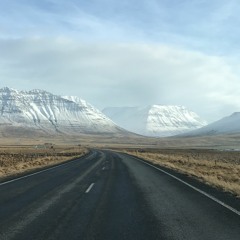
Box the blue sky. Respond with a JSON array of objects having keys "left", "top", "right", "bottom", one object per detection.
[{"left": 0, "top": 0, "right": 240, "bottom": 121}]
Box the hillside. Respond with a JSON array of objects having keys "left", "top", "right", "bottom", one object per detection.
[
  {"left": 103, "top": 105, "right": 207, "bottom": 137},
  {"left": 0, "top": 87, "right": 124, "bottom": 137},
  {"left": 183, "top": 112, "right": 240, "bottom": 136}
]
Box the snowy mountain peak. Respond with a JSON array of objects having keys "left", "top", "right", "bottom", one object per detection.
[
  {"left": 1, "top": 86, "right": 16, "bottom": 91},
  {"left": 0, "top": 87, "right": 123, "bottom": 136},
  {"left": 62, "top": 96, "right": 89, "bottom": 107},
  {"left": 103, "top": 105, "right": 207, "bottom": 137},
  {"left": 0, "top": 87, "right": 18, "bottom": 95},
  {"left": 27, "top": 89, "right": 54, "bottom": 95}
]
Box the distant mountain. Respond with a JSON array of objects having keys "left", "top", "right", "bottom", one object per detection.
[
  {"left": 103, "top": 105, "right": 207, "bottom": 137},
  {"left": 183, "top": 112, "right": 240, "bottom": 136},
  {"left": 0, "top": 87, "right": 124, "bottom": 136}
]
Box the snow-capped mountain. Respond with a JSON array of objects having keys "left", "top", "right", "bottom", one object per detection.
[
  {"left": 0, "top": 87, "right": 123, "bottom": 135},
  {"left": 103, "top": 105, "right": 207, "bottom": 137},
  {"left": 183, "top": 112, "right": 240, "bottom": 136}
]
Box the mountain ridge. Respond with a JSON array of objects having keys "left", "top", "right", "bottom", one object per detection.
[
  {"left": 103, "top": 105, "right": 207, "bottom": 137},
  {"left": 182, "top": 112, "right": 240, "bottom": 136},
  {"left": 0, "top": 87, "right": 124, "bottom": 136}
]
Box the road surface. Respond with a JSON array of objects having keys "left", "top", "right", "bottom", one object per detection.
[{"left": 0, "top": 150, "right": 239, "bottom": 240}]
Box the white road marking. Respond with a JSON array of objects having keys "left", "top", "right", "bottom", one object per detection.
[
  {"left": 0, "top": 158, "right": 103, "bottom": 240},
  {"left": 85, "top": 183, "right": 95, "bottom": 193},
  {"left": 133, "top": 156, "right": 240, "bottom": 217}
]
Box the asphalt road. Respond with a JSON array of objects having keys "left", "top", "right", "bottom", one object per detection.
[{"left": 0, "top": 150, "right": 239, "bottom": 240}]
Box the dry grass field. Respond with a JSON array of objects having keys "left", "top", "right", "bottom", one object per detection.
[
  {"left": 0, "top": 145, "right": 88, "bottom": 180},
  {"left": 123, "top": 148, "right": 240, "bottom": 197},
  {"left": 1, "top": 132, "right": 240, "bottom": 196}
]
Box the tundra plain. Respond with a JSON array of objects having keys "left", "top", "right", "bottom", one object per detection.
[{"left": 0, "top": 133, "right": 240, "bottom": 198}]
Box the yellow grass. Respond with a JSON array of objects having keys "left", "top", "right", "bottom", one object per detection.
[
  {"left": 123, "top": 149, "right": 240, "bottom": 197},
  {"left": 0, "top": 146, "right": 89, "bottom": 179}
]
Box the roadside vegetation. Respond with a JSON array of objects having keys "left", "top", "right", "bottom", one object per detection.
[
  {"left": 0, "top": 145, "right": 88, "bottom": 180},
  {"left": 123, "top": 149, "right": 240, "bottom": 197}
]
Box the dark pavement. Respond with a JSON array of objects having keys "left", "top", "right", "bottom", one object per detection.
[{"left": 0, "top": 150, "right": 239, "bottom": 240}]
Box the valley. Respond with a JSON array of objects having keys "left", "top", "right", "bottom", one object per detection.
[
  {"left": 0, "top": 87, "right": 239, "bottom": 240},
  {"left": 2, "top": 1, "right": 240, "bottom": 238}
]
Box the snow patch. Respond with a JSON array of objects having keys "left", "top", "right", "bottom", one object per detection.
[
  {"left": 103, "top": 105, "right": 207, "bottom": 137},
  {"left": 0, "top": 88, "right": 122, "bottom": 135}
]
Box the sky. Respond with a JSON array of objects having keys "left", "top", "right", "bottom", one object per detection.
[{"left": 0, "top": 0, "right": 240, "bottom": 122}]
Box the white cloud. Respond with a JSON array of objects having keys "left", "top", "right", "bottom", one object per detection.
[{"left": 0, "top": 38, "right": 240, "bottom": 122}]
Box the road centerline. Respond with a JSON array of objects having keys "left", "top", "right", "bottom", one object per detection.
[
  {"left": 0, "top": 155, "right": 104, "bottom": 240},
  {"left": 85, "top": 183, "right": 95, "bottom": 193}
]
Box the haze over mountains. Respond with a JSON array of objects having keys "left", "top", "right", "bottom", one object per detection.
[
  {"left": 0, "top": 87, "right": 239, "bottom": 138},
  {"left": 103, "top": 106, "right": 207, "bottom": 137},
  {"left": 183, "top": 112, "right": 240, "bottom": 136}
]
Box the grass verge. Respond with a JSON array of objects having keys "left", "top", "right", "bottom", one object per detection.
[
  {"left": 0, "top": 146, "right": 89, "bottom": 180},
  {"left": 123, "top": 149, "right": 240, "bottom": 197}
]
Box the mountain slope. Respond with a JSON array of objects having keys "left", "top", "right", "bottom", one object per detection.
[
  {"left": 183, "top": 112, "right": 240, "bottom": 136},
  {"left": 0, "top": 87, "right": 123, "bottom": 136},
  {"left": 103, "top": 105, "right": 207, "bottom": 137}
]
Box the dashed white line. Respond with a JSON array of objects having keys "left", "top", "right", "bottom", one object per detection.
[
  {"left": 85, "top": 183, "right": 95, "bottom": 193},
  {"left": 132, "top": 156, "right": 240, "bottom": 217},
  {"left": 0, "top": 158, "right": 102, "bottom": 240}
]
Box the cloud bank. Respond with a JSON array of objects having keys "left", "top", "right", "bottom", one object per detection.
[{"left": 0, "top": 38, "right": 240, "bottom": 122}]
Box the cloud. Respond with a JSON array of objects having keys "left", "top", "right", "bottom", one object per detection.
[
  {"left": 0, "top": 0, "right": 139, "bottom": 41},
  {"left": 0, "top": 38, "right": 240, "bottom": 122},
  {"left": 1, "top": 0, "right": 240, "bottom": 126},
  {"left": 1, "top": 0, "right": 239, "bottom": 53},
  {"left": 0, "top": 0, "right": 240, "bottom": 83}
]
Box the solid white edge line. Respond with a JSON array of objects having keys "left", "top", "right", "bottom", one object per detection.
[
  {"left": 85, "top": 183, "right": 95, "bottom": 193},
  {"left": 0, "top": 153, "right": 93, "bottom": 186},
  {"left": 132, "top": 156, "right": 240, "bottom": 217}
]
